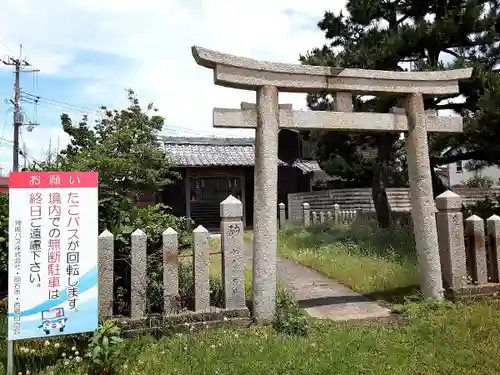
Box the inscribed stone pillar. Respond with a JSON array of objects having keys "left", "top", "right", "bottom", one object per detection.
[
  {"left": 131, "top": 229, "right": 147, "bottom": 319},
  {"left": 465, "top": 215, "right": 488, "bottom": 284},
  {"left": 193, "top": 225, "right": 210, "bottom": 311},
  {"left": 486, "top": 215, "right": 500, "bottom": 282},
  {"left": 252, "top": 85, "right": 279, "bottom": 323},
  {"left": 435, "top": 191, "right": 467, "bottom": 290},
  {"left": 279, "top": 202, "right": 286, "bottom": 229},
  {"left": 319, "top": 211, "right": 325, "bottom": 224},
  {"left": 163, "top": 227, "right": 179, "bottom": 315},
  {"left": 302, "top": 203, "right": 310, "bottom": 228},
  {"left": 327, "top": 211, "right": 333, "bottom": 222},
  {"left": 405, "top": 93, "right": 444, "bottom": 299},
  {"left": 220, "top": 195, "right": 246, "bottom": 309},
  {"left": 98, "top": 230, "right": 114, "bottom": 319}
]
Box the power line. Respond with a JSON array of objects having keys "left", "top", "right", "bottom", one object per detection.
[
  {"left": 22, "top": 93, "right": 210, "bottom": 136},
  {"left": 0, "top": 39, "right": 14, "bottom": 54},
  {"left": 20, "top": 89, "right": 217, "bottom": 139},
  {"left": 20, "top": 97, "right": 94, "bottom": 116},
  {"left": 0, "top": 109, "right": 12, "bottom": 150},
  {"left": 21, "top": 91, "right": 100, "bottom": 114}
]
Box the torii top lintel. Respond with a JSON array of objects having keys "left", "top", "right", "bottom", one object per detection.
[{"left": 192, "top": 46, "right": 472, "bottom": 96}]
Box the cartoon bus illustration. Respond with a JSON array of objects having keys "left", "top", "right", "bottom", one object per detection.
[{"left": 38, "top": 308, "right": 68, "bottom": 335}]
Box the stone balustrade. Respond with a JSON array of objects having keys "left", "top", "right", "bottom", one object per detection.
[
  {"left": 436, "top": 190, "right": 500, "bottom": 297},
  {"left": 277, "top": 201, "right": 359, "bottom": 229},
  {"left": 97, "top": 195, "right": 249, "bottom": 331}
]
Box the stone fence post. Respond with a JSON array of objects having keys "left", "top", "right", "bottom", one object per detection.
[
  {"left": 193, "top": 225, "right": 210, "bottom": 312},
  {"left": 312, "top": 211, "right": 317, "bottom": 225},
  {"left": 435, "top": 191, "right": 467, "bottom": 290},
  {"left": 163, "top": 227, "right": 179, "bottom": 315},
  {"left": 486, "top": 215, "right": 500, "bottom": 283},
  {"left": 465, "top": 215, "right": 487, "bottom": 284},
  {"left": 220, "top": 195, "right": 246, "bottom": 309},
  {"left": 333, "top": 204, "right": 340, "bottom": 224},
  {"left": 98, "top": 230, "right": 114, "bottom": 320},
  {"left": 279, "top": 202, "right": 286, "bottom": 229},
  {"left": 131, "top": 229, "right": 147, "bottom": 320},
  {"left": 302, "top": 203, "right": 310, "bottom": 228}
]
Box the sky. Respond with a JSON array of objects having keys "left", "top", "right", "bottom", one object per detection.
[{"left": 0, "top": 0, "right": 346, "bottom": 174}]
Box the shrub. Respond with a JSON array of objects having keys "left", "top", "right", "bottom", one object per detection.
[
  {"left": 108, "top": 201, "right": 193, "bottom": 316},
  {"left": 273, "top": 288, "right": 308, "bottom": 336},
  {"left": 463, "top": 195, "right": 500, "bottom": 219},
  {"left": 178, "top": 262, "right": 225, "bottom": 310},
  {"left": 463, "top": 173, "right": 495, "bottom": 188},
  {"left": 88, "top": 320, "right": 124, "bottom": 375}
]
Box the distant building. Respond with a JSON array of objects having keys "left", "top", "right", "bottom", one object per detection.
[
  {"left": 437, "top": 160, "right": 500, "bottom": 187},
  {"left": 157, "top": 130, "right": 330, "bottom": 230}
]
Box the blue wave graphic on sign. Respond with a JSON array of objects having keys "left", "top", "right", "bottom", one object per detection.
[{"left": 8, "top": 266, "right": 98, "bottom": 317}]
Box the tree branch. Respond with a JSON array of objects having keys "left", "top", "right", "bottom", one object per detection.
[
  {"left": 431, "top": 150, "right": 491, "bottom": 165},
  {"left": 443, "top": 49, "right": 461, "bottom": 58}
]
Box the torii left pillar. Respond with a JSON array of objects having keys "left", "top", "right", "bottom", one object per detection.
[{"left": 253, "top": 86, "right": 279, "bottom": 322}]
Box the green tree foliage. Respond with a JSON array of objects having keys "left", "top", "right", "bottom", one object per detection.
[
  {"left": 301, "top": 0, "right": 500, "bottom": 227},
  {"left": 34, "top": 90, "right": 181, "bottom": 233},
  {"left": 31, "top": 90, "right": 192, "bottom": 314}
]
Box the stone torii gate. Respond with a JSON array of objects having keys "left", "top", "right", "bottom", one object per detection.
[{"left": 191, "top": 45, "right": 472, "bottom": 322}]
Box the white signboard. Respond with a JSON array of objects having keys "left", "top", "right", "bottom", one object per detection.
[{"left": 8, "top": 172, "right": 99, "bottom": 340}]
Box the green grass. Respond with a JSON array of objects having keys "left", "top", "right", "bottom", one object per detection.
[
  {"left": 278, "top": 221, "right": 420, "bottom": 303},
  {"left": 243, "top": 230, "right": 253, "bottom": 243},
  {"left": 38, "top": 300, "right": 500, "bottom": 375},
  {"left": 11, "top": 223, "right": 500, "bottom": 374}
]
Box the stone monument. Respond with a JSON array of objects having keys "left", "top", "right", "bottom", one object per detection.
[{"left": 191, "top": 45, "right": 472, "bottom": 323}]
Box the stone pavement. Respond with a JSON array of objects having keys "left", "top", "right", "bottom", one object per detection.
[
  {"left": 242, "top": 241, "right": 391, "bottom": 321},
  {"left": 209, "top": 233, "right": 390, "bottom": 321},
  {"left": 276, "top": 257, "right": 391, "bottom": 321}
]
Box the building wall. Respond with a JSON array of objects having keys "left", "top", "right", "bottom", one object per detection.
[
  {"left": 448, "top": 161, "right": 500, "bottom": 187},
  {"left": 287, "top": 187, "right": 500, "bottom": 222}
]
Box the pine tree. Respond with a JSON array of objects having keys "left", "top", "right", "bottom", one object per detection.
[{"left": 302, "top": 0, "right": 500, "bottom": 227}]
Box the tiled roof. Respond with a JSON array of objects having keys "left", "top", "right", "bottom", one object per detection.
[
  {"left": 162, "top": 136, "right": 321, "bottom": 171},
  {"left": 163, "top": 137, "right": 256, "bottom": 166}
]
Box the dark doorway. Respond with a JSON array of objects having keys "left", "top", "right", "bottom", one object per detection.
[{"left": 190, "top": 176, "right": 243, "bottom": 230}]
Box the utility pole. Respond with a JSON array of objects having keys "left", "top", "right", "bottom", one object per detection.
[{"left": 2, "top": 45, "right": 34, "bottom": 172}]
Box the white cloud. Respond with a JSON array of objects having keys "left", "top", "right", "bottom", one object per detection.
[{"left": 0, "top": 0, "right": 345, "bottom": 171}]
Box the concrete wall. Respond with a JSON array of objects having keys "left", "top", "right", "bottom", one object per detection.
[{"left": 287, "top": 187, "right": 500, "bottom": 222}]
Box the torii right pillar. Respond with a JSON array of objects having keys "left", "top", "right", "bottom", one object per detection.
[{"left": 405, "top": 93, "right": 443, "bottom": 299}]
